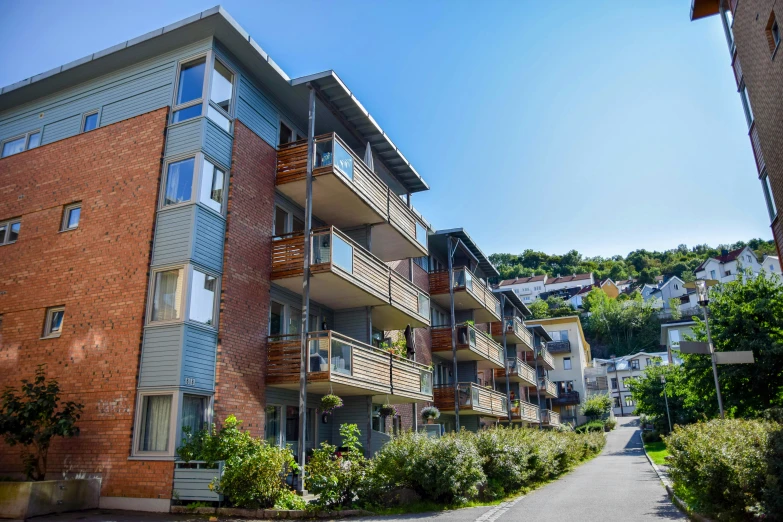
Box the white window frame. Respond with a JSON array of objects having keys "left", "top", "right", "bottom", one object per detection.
[
  {"left": 206, "top": 55, "right": 237, "bottom": 133},
  {"left": 0, "top": 218, "right": 21, "bottom": 245},
  {"left": 1, "top": 129, "right": 41, "bottom": 158},
  {"left": 171, "top": 52, "right": 210, "bottom": 126},
  {"left": 625, "top": 396, "right": 634, "bottom": 407},
  {"left": 42, "top": 306, "right": 65, "bottom": 339},
  {"left": 60, "top": 202, "right": 82, "bottom": 231},
  {"left": 563, "top": 357, "right": 572, "bottom": 370},
  {"left": 146, "top": 264, "right": 221, "bottom": 329},
  {"left": 80, "top": 110, "right": 100, "bottom": 133},
  {"left": 159, "top": 153, "right": 229, "bottom": 216}
]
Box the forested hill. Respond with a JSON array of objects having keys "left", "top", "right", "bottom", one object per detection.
[{"left": 489, "top": 238, "right": 777, "bottom": 285}]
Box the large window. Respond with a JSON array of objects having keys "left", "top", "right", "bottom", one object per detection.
[
  {"left": 207, "top": 59, "right": 234, "bottom": 132},
  {"left": 173, "top": 56, "right": 207, "bottom": 124},
  {"left": 550, "top": 330, "right": 569, "bottom": 342},
  {"left": 0, "top": 219, "right": 21, "bottom": 245},
  {"left": 762, "top": 170, "right": 777, "bottom": 222},
  {"left": 163, "top": 158, "right": 196, "bottom": 207},
  {"left": 138, "top": 394, "right": 173, "bottom": 453},
  {"left": 151, "top": 268, "right": 185, "bottom": 322},
  {"left": 181, "top": 395, "right": 208, "bottom": 435},
  {"left": 200, "top": 158, "right": 225, "bottom": 213},
  {"left": 172, "top": 53, "right": 235, "bottom": 130},
  {"left": 162, "top": 155, "right": 227, "bottom": 214},
  {"left": 270, "top": 301, "right": 284, "bottom": 335},
  {"left": 1, "top": 130, "right": 40, "bottom": 158},
  {"left": 189, "top": 269, "right": 218, "bottom": 326}
]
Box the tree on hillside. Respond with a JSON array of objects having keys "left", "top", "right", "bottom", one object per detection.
[
  {"left": 581, "top": 289, "right": 660, "bottom": 356},
  {"left": 628, "top": 362, "right": 705, "bottom": 433},
  {"left": 527, "top": 299, "right": 550, "bottom": 319}
]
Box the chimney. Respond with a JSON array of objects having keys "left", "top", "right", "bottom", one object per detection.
[{"left": 721, "top": 249, "right": 729, "bottom": 257}]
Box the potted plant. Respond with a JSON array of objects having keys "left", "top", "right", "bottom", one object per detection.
[
  {"left": 320, "top": 394, "right": 343, "bottom": 415},
  {"left": 379, "top": 404, "right": 397, "bottom": 418},
  {"left": 511, "top": 399, "right": 520, "bottom": 414},
  {"left": 0, "top": 365, "right": 97, "bottom": 519},
  {"left": 420, "top": 406, "right": 440, "bottom": 424}
]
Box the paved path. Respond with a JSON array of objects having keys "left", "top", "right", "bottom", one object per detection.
[{"left": 361, "top": 416, "right": 685, "bottom": 522}]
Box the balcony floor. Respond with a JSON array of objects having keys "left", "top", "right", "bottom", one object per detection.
[{"left": 268, "top": 378, "right": 425, "bottom": 404}]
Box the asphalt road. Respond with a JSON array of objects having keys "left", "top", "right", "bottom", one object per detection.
[{"left": 361, "top": 416, "right": 686, "bottom": 522}]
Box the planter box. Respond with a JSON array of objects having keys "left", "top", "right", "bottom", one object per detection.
[
  {"left": 0, "top": 478, "right": 100, "bottom": 519},
  {"left": 173, "top": 461, "right": 224, "bottom": 502}
]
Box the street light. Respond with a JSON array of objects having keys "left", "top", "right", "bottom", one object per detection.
[
  {"left": 660, "top": 375, "right": 672, "bottom": 433},
  {"left": 687, "top": 279, "right": 724, "bottom": 419}
]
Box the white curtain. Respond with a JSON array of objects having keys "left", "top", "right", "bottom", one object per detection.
[
  {"left": 140, "top": 395, "right": 172, "bottom": 452},
  {"left": 152, "top": 269, "right": 183, "bottom": 321}
]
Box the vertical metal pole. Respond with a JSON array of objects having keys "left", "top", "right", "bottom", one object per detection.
[
  {"left": 535, "top": 345, "right": 542, "bottom": 429},
  {"left": 366, "top": 396, "right": 372, "bottom": 459},
  {"left": 447, "top": 236, "right": 460, "bottom": 431},
  {"left": 662, "top": 379, "right": 672, "bottom": 433},
  {"left": 704, "top": 305, "right": 725, "bottom": 418},
  {"left": 501, "top": 296, "right": 512, "bottom": 423},
  {"left": 296, "top": 85, "right": 316, "bottom": 493}
]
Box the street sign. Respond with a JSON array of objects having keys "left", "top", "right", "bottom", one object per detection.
[
  {"left": 679, "top": 341, "right": 711, "bottom": 355},
  {"left": 715, "top": 351, "right": 755, "bottom": 364}
]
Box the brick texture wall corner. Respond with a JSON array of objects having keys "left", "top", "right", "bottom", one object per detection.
[
  {"left": 213, "top": 120, "right": 276, "bottom": 436},
  {"left": 0, "top": 107, "right": 172, "bottom": 499}
]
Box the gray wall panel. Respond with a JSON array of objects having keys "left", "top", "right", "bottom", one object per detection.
[
  {"left": 269, "top": 284, "right": 333, "bottom": 329},
  {"left": 42, "top": 115, "right": 81, "bottom": 144},
  {"left": 165, "top": 118, "right": 203, "bottom": 158},
  {"left": 236, "top": 79, "right": 278, "bottom": 147},
  {"left": 139, "top": 325, "right": 184, "bottom": 388},
  {"left": 203, "top": 119, "right": 233, "bottom": 169},
  {"left": 151, "top": 206, "right": 194, "bottom": 267},
  {"left": 181, "top": 324, "right": 218, "bottom": 391},
  {"left": 457, "top": 361, "right": 477, "bottom": 383},
  {"left": 342, "top": 227, "right": 369, "bottom": 250},
  {"left": 192, "top": 206, "right": 226, "bottom": 273},
  {"left": 101, "top": 84, "right": 171, "bottom": 126},
  {"left": 334, "top": 308, "right": 370, "bottom": 343}
]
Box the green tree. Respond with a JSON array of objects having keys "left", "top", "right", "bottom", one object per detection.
[
  {"left": 528, "top": 299, "right": 550, "bottom": 319},
  {"left": 581, "top": 290, "right": 660, "bottom": 356},
  {"left": 628, "top": 363, "right": 704, "bottom": 433},
  {"left": 0, "top": 365, "right": 83, "bottom": 480},
  {"left": 580, "top": 393, "right": 612, "bottom": 421}
]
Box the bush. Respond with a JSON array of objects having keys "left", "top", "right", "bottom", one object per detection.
[
  {"left": 474, "top": 427, "right": 535, "bottom": 498},
  {"left": 641, "top": 430, "right": 661, "bottom": 443},
  {"left": 580, "top": 394, "right": 612, "bottom": 421},
  {"left": 415, "top": 432, "right": 486, "bottom": 504},
  {"left": 306, "top": 424, "right": 368, "bottom": 509},
  {"left": 177, "top": 415, "right": 296, "bottom": 509},
  {"left": 604, "top": 418, "right": 617, "bottom": 430},
  {"left": 665, "top": 419, "right": 783, "bottom": 519},
  {"left": 575, "top": 420, "right": 605, "bottom": 433}
]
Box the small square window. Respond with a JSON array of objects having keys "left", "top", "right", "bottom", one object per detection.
[
  {"left": 61, "top": 203, "right": 81, "bottom": 231},
  {"left": 0, "top": 219, "right": 21, "bottom": 245},
  {"left": 82, "top": 112, "right": 99, "bottom": 132},
  {"left": 43, "top": 306, "right": 65, "bottom": 338}
]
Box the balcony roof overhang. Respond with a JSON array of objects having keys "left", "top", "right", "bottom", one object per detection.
[
  {"left": 430, "top": 228, "right": 499, "bottom": 278},
  {"left": 526, "top": 324, "right": 553, "bottom": 343},
  {"left": 0, "top": 6, "right": 428, "bottom": 195},
  {"left": 690, "top": 0, "right": 720, "bottom": 21},
  {"left": 493, "top": 288, "right": 531, "bottom": 317}
]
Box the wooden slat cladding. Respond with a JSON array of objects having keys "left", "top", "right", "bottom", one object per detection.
[
  {"left": 490, "top": 317, "right": 533, "bottom": 349},
  {"left": 495, "top": 358, "right": 536, "bottom": 385},
  {"left": 390, "top": 270, "right": 427, "bottom": 321},
  {"left": 388, "top": 192, "right": 418, "bottom": 242},
  {"left": 431, "top": 325, "right": 503, "bottom": 366},
  {"left": 429, "top": 268, "right": 501, "bottom": 320},
  {"left": 531, "top": 378, "right": 558, "bottom": 398},
  {"left": 511, "top": 400, "right": 540, "bottom": 423},
  {"left": 542, "top": 410, "right": 560, "bottom": 426},
  {"left": 523, "top": 346, "right": 555, "bottom": 370},
  {"left": 347, "top": 234, "right": 390, "bottom": 298},
  {"left": 428, "top": 270, "right": 451, "bottom": 295},
  {"left": 750, "top": 123, "right": 765, "bottom": 173},
  {"left": 433, "top": 383, "right": 508, "bottom": 416}
]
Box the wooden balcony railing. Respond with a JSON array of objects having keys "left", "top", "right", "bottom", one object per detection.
[
  {"left": 510, "top": 399, "right": 540, "bottom": 423},
  {"left": 542, "top": 410, "right": 560, "bottom": 426},
  {"left": 490, "top": 316, "right": 533, "bottom": 350},
  {"left": 433, "top": 383, "right": 508, "bottom": 417},
  {"left": 267, "top": 331, "right": 433, "bottom": 402},
  {"left": 271, "top": 227, "right": 430, "bottom": 327},
  {"left": 536, "top": 378, "right": 558, "bottom": 398},
  {"left": 431, "top": 324, "right": 504, "bottom": 367},
  {"left": 428, "top": 267, "right": 502, "bottom": 321},
  {"left": 276, "top": 133, "right": 427, "bottom": 257},
  {"left": 522, "top": 344, "right": 555, "bottom": 370},
  {"left": 495, "top": 357, "right": 536, "bottom": 386}
]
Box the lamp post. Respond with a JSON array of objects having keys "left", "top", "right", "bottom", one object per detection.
[
  {"left": 694, "top": 279, "right": 725, "bottom": 419},
  {"left": 610, "top": 355, "right": 624, "bottom": 417},
  {"left": 660, "top": 374, "right": 672, "bottom": 433}
]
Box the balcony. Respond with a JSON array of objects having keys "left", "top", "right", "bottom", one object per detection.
[
  {"left": 431, "top": 324, "right": 504, "bottom": 368},
  {"left": 547, "top": 340, "right": 571, "bottom": 354},
  {"left": 541, "top": 410, "right": 560, "bottom": 427},
  {"left": 267, "top": 331, "right": 433, "bottom": 403},
  {"left": 433, "top": 383, "right": 508, "bottom": 417},
  {"left": 429, "top": 267, "right": 502, "bottom": 323},
  {"left": 271, "top": 226, "right": 430, "bottom": 329},
  {"left": 276, "top": 133, "right": 428, "bottom": 261},
  {"left": 522, "top": 345, "right": 555, "bottom": 370},
  {"left": 510, "top": 399, "right": 540, "bottom": 423},
  {"left": 528, "top": 378, "right": 558, "bottom": 399},
  {"left": 494, "top": 358, "right": 536, "bottom": 387},
  {"left": 552, "top": 390, "right": 580, "bottom": 406},
  {"left": 490, "top": 316, "right": 534, "bottom": 351}
]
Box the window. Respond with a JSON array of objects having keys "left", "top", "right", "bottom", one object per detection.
[
  {"left": 189, "top": 269, "right": 217, "bottom": 326},
  {"left": 762, "top": 170, "right": 778, "bottom": 221},
  {"left": 646, "top": 358, "right": 652, "bottom": 367},
  {"left": 739, "top": 82, "right": 754, "bottom": 127},
  {"left": 674, "top": 284, "right": 679, "bottom": 290},
  {"left": 265, "top": 405, "right": 282, "bottom": 445},
  {"left": 563, "top": 357, "right": 572, "bottom": 370},
  {"left": 622, "top": 376, "right": 630, "bottom": 389},
  {"left": 1, "top": 130, "right": 40, "bottom": 158},
  {"left": 207, "top": 58, "right": 234, "bottom": 132},
  {"left": 766, "top": 12, "right": 780, "bottom": 54},
  {"left": 199, "top": 158, "right": 225, "bottom": 213},
  {"left": 181, "top": 395, "right": 208, "bottom": 435},
  {"left": 81, "top": 111, "right": 99, "bottom": 132},
  {"left": 720, "top": 5, "right": 734, "bottom": 50},
  {"left": 630, "top": 360, "right": 640, "bottom": 370},
  {"left": 163, "top": 157, "right": 196, "bottom": 206},
  {"left": 42, "top": 306, "right": 65, "bottom": 338},
  {"left": 413, "top": 256, "right": 429, "bottom": 271},
  {"left": 773, "top": 16, "right": 781, "bottom": 50},
  {"left": 173, "top": 56, "right": 207, "bottom": 124},
  {"left": 0, "top": 219, "right": 21, "bottom": 245},
  {"left": 625, "top": 396, "right": 634, "bottom": 407},
  {"left": 61, "top": 203, "right": 81, "bottom": 231},
  {"left": 710, "top": 270, "right": 717, "bottom": 280},
  {"left": 138, "top": 394, "right": 173, "bottom": 453},
  {"left": 415, "top": 222, "right": 427, "bottom": 247},
  {"left": 611, "top": 377, "right": 618, "bottom": 390},
  {"left": 269, "top": 301, "right": 284, "bottom": 335},
  {"left": 613, "top": 397, "right": 620, "bottom": 407},
  {"left": 151, "top": 268, "right": 184, "bottom": 322},
  {"left": 274, "top": 206, "right": 290, "bottom": 236},
  {"left": 669, "top": 329, "right": 681, "bottom": 349}
]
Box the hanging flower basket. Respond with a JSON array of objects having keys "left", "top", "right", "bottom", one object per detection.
[
  {"left": 379, "top": 404, "right": 397, "bottom": 418},
  {"left": 420, "top": 406, "right": 440, "bottom": 422},
  {"left": 320, "top": 394, "right": 343, "bottom": 414}
]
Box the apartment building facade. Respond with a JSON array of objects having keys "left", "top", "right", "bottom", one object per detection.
[
  {"left": 691, "top": 0, "right": 783, "bottom": 259},
  {"left": 0, "top": 7, "right": 434, "bottom": 511}
]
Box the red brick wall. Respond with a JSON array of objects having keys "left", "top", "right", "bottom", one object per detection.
[
  {"left": 732, "top": 0, "right": 783, "bottom": 257},
  {"left": 213, "top": 121, "right": 276, "bottom": 435},
  {"left": 0, "top": 108, "right": 171, "bottom": 498}
]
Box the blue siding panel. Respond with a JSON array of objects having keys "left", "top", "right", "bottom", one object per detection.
[
  {"left": 165, "top": 118, "right": 203, "bottom": 158},
  {"left": 101, "top": 84, "right": 170, "bottom": 126},
  {"left": 236, "top": 77, "right": 277, "bottom": 146},
  {"left": 181, "top": 324, "right": 218, "bottom": 391},
  {"left": 192, "top": 206, "right": 226, "bottom": 273},
  {"left": 42, "top": 115, "right": 81, "bottom": 144},
  {"left": 152, "top": 206, "right": 194, "bottom": 267},
  {"left": 203, "top": 118, "right": 233, "bottom": 169},
  {"left": 139, "top": 325, "right": 184, "bottom": 388},
  {"left": 334, "top": 308, "right": 369, "bottom": 343}
]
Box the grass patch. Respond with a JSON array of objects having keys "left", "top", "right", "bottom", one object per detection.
[{"left": 644, "top": 441, "right": 669, "bottom": 466}]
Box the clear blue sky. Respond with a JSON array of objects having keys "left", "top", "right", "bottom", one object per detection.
[{"left": 0, "top": 1, "right": 769, "bottom": 258}]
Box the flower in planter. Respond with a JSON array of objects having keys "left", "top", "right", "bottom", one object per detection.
[
  {"left": 320, "top": 394, "right": 343, "bottom": 415},
  {"left": 421, "top": 406, "right": 440, "bottom": 420},
  {"left": 379, "top": 404, "right": 397, "bottom": 417}
]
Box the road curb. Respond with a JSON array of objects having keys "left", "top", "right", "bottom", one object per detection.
[{"left": 639, "top": 432, "right": 713, "bottom": 522}]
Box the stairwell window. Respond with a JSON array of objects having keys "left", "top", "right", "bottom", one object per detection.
[
  {"left": 0, "top": 219, "right": 21, "bottom": 245},
  {"left": 762, "top": 170, "right": 777, "bottom": 221},
  {"left": 172, "top": 56, "right": 207, "bottom": 124},
  {"left": 81, "top": 111, "right": 99, "bottom": 132},
  {"left": 61, "top": 203, "right": 81, "bottom": 231},
  {"left": 42, "top": 306, "right": 65, "bottom": 338},
  {"left": 563, "top": 357, "right": 572, "bottom": 370}
]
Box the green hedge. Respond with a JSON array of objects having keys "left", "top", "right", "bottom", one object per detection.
[{"left": 665, "top": 419, "right": 783, "bottom": 519}]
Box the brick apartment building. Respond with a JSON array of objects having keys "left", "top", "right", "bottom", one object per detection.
[
  {"left": 0, "top": 7, "right": 560, "bottom": 511},
  {"left": 691, "top": 0, "right": 783, "bottom": 258}
]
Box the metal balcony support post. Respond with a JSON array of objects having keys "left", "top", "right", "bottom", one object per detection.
[
  {"left": 535, "top": 344, "right": 543, "bottom": 429},
  {"left": 296, "top": 85, "right": 316, "bottom": 493},
  {"left": 500, "top": 297, "right": 512, "bottom": 423},
  {"left": 447, "top": 236, "right": 460, "bottom": 431}
]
